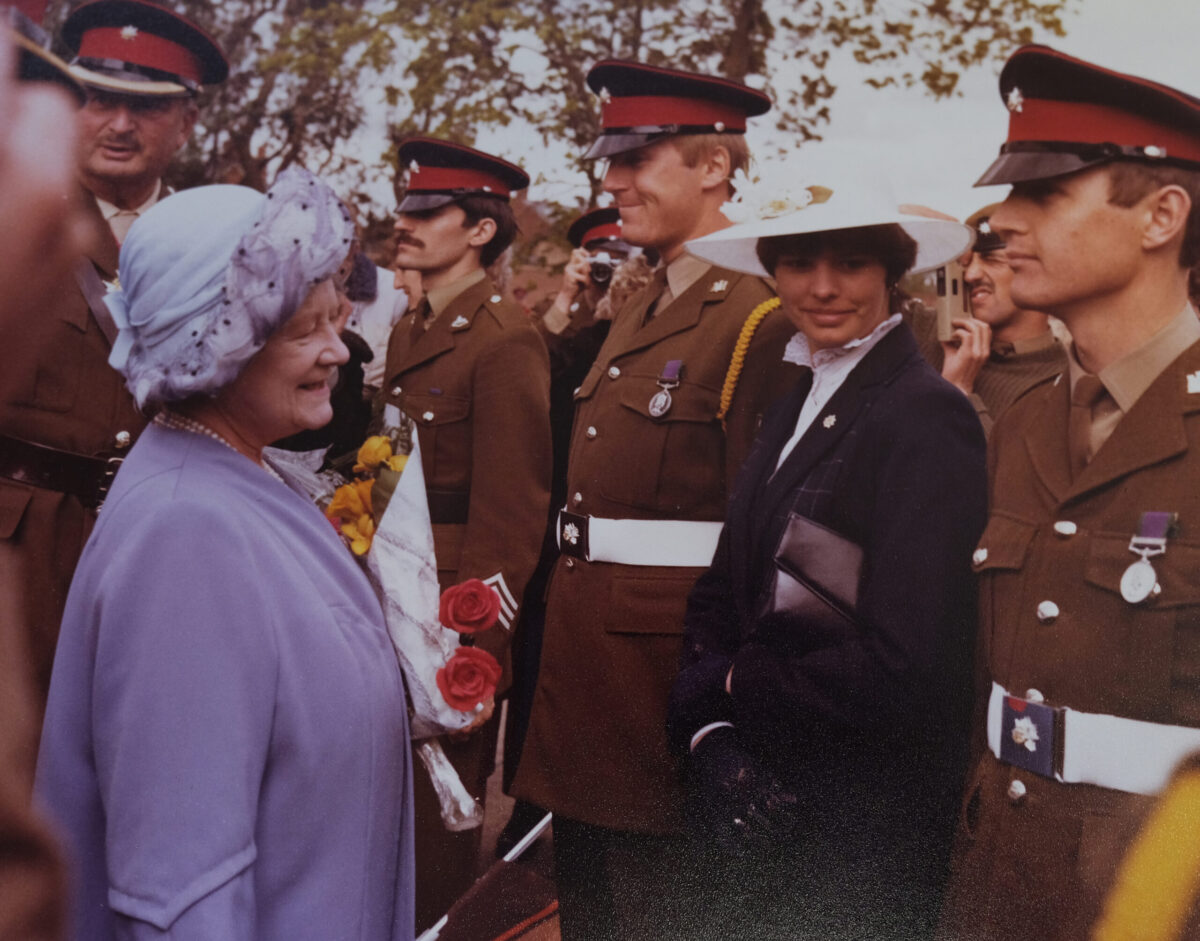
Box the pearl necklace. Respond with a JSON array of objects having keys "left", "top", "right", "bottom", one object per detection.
[{"left": 154, "top": 410, "right": 285, "bottom": 484}]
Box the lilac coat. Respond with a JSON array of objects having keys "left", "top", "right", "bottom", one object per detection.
[{"left": 36, "top": 424, "right": 414, "bottom": 940}]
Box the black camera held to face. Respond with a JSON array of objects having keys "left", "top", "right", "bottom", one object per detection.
[{"left": 589, "top": 251, "right": 617, "bottom": 286}]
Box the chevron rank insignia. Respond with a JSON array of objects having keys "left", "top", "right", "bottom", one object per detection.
[{"left": 483, "top": 572, "right": 517, "bottom": 630}]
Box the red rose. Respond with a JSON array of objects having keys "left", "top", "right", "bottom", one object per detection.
[
  {"left": 436, "top": 646, "right": 502, "bottom": 712},
  {"left": 439, "top": 579, "right": 501, "bottom": 634}
]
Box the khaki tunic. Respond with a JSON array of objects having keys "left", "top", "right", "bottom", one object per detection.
[
  {"left": 381, "top": 274, "right": 551, "bottom": 931},
  {"left": 513, "top": 265, "right": 803, "bottom": 833},
  {"left": 0, "top": 195, "right": 145, "bottom": 713},
  {"left": 940, "top": 338, "right": 1200, "bottom": 940}
]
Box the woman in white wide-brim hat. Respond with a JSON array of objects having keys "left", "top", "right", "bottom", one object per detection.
[{"left": 666, "top": 168, "right": 988, "bottom": 939}]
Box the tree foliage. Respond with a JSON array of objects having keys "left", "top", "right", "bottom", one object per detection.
[{"left": 46, "top": 0, "right": 1074, "bottom": 209}]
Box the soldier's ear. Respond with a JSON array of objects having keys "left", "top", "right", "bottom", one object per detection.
[
  {"left": 698, "top": 144, "right": 732, "bottom": 193},
  {"left": 1141, "top": 184, "right": 1191, "bottom": 256},
  {"left": 466, "top": 216, "right": 497, "bottom": 249}
]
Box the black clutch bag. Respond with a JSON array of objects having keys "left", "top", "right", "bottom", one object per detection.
[{"left": 760, "top": 512, "right": 863, "bottom": 632}]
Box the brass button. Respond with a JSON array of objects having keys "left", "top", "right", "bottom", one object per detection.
[
  {"left": 391, "top": 386, "right": 402, "bottom": 397},
  {"left": 564, "top": 558, "right": 575, "bottom": 569},
  {"left": 1053, "top": 520, "right": 1077, "bottom": 537},
  {"left": 585, "top": 426, "right": 597, "bottom": 439},
  {"left": 972, "top": 548, "right": 988, "bottom": 566},
  {"left": 572, "top": 492, "right": 583, "bottom": 506},
  {"left": 607, "top": 366, "right": 621, "bottom": 379},
  {"left": 1025, "top": 688, "right": 1045, "bottom": 703},
  {"left": 1036, "top": 601, "right": 1059, "bottom": 624},
  {"left": 114, "top": 430, "right": 132, "bottom": 449},
  {"left": 1007, "top": 779, "right": 1027, "bottom": 803},
  {"left": 422, "top": 411, "right": 434, "bottom": 422},
  {"left": 490, "top": 294, "right": 502, "bottom": 303}
]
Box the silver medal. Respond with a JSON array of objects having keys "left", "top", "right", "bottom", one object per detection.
[
  {"left": 1120, "top": 557, "right": 1161, "bottom": 604},
  {"left": 648, "top": 388, "right": 673, "bottom": 418}
]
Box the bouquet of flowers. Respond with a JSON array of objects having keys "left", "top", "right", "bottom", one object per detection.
[{"left": 268, "top": 411, "right": 499, "bottom": 831}]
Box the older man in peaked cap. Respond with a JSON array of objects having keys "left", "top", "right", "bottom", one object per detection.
[
  {"left": 939, "top": 46, "right": 1200, "bottom": 940},
  {"left": 0, "top": 0, "right": 227, "bottom": 720}
]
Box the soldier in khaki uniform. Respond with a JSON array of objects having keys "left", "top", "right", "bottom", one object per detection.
[
  {"left": 511, "top": 61, "right": 802, "bottom": 939},
  {"left": 0, "top": 0, "right": 227, "bottom": 716},
  {"left": 381, "top": 137, "right": 551, "bottom": 932},
  {"left": 938, "top": 46, "right": 1200, "bottom": 940}
]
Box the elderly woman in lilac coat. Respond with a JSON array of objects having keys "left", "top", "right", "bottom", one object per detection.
[{"left": 35, "top": 169, "right": 415, "bottom": 940}]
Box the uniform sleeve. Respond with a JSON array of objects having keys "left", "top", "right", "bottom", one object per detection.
[
  {"left": 92, "top": 499, "right": 277, "bottom": 939},
  {"left": 727, "top": 386, "right": 987, "bottom": 752},
  {"left": 459, "top": 326, "right": 552, "bottom": 676},
  {"left": 666, "top": 524, "right": 739, "bottom": 755}
]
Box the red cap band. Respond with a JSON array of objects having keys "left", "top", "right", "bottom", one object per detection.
[
  {"left": 78, "top": 26, "right": 202, "bottom": 84},
  {"left": 601, "top": 95, "right": 745, "bottom": 131},
  {"left": 581, "top": 222, "right": 622, "bottom": 245},
  {"left": 408, "top": 164, "right": 511, "bottom": 197},
  {"left": 1009, "top": 97, "right": 1200, "bottom": 164}
]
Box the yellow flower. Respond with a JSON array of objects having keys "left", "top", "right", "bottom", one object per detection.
[
  {"left": 341, "top": 513, "right": 376, "bottom": 556},
  {"left": 325, "top": 478, "right": 375, "bottom": 523},
  {"left": 385, "top": 454, "right": 407, "bottom": 472},
  {"left": 353, "top": 435, "right": 394, "bottom": 474}
]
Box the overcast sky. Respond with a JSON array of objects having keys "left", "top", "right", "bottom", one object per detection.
[{"left": 357, "top": 0, "right": 1200, "bottom": 220}]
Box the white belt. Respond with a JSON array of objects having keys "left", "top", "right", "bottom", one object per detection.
[
  {"left": 556, "top": 509, "right": 722, "bottom": 568},
  {"left": 988, "top": 682, "right": 1200, "bottom": 796}
]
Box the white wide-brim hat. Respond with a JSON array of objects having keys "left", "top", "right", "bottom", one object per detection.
[{"left": 687, "top": 172, "right": 972, "bottom": 278}]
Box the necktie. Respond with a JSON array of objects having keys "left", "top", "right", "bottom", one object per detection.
[
  {"left": 1068, "top": 373, "right": 1107, "bottom": 477},
  {"left": 642, "top": 266, "right": 670, "bottom": 324}
]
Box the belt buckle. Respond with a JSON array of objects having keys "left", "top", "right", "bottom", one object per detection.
[
  {"left": 999, "top": 693, "right": 1064, "bottom": 780},
  {"left": 93, "top": 455, "right": 124, "bottom": 511},
  {"left": 558, "top": 509, "right": 590, "bottom": 561}
]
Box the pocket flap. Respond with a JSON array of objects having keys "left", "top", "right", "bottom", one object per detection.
[
  {"left": 972, "top": 513, "right": 1037, "bottom": 573},
  {"left": 403, "top": 392, "right": 470, "bottom": 426},
  {"left": 0, "top": 480, "right": 33, "bottom": 540},
  {"left": 605, "top": 570, "right": 703, "bottom": 634}
]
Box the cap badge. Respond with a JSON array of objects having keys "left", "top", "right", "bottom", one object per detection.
[
  {"left": 450, "top": 315, "right": 469, "bottom": 328},
  {"left": 1187, "top": 370, "right": 1200, "bottom": 394},
  {"left": 120, "top": 25, "right": 139, "bottom": 40},
  {"left": 597, "top": 87, "right": 612, "bottom": 105},
  {"left": 1006, "top": 87, "right": 1025, "bottom": 113},
  {"left": 823, "top": 414, "right": 837, "bottom": 429},
  {"left": 562, "top": 522, "right": 580, "bottom": 546},
  {"left": 710, "top": 279, "right": 728, "bottom": 293}
]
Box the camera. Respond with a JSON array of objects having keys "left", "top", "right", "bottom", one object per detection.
[{"left": 589, "top": 251, "right": 616, "bottom": 286}]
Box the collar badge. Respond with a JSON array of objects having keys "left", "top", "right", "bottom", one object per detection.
[
  {"left": 710, "top": 279, "right": 728, "bottom": 293},
  {"left": 450, "top": 315, "right": 469, "bottom": 328}
]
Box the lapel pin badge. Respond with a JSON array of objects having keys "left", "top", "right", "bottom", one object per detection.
[{"left": 823, "top": 414, "right": 837, "bottom": 429}]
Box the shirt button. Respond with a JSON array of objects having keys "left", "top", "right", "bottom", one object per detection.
[
  {"left": 1007, "top": 779, "right": 1027, "bottom": 803},
  {"left": 1025, "top": 689, "right": 1045, "bottom": 703},
  {"left": 572, "top": 492, "right": 583, "bottom": 506},
  {"left": 585, "top": 426, "right": 597, "bottom": 439},
  {"left": 391, "top": 386, "right": 402, "bottom": 397},
  {"left": 422, "top": 411, "right": 434, "bottom": 422},
  {"left": 1053, "top": 520, "right": 1078, "bottom": 537},
  {"left": 972, "top": 548, "right": 988, "bottom": 567},
  {"left": 114, "top": 430, "right": 132, "bottom": 449},
  {"left": 1036, "top": 601, "right": 1059, "bottom": 623},
  {"left": 607, "top": 366, "right": 621, "bottom": 379},
  {"left": 569, "top": 302, "right": 580, "bottom": 312},
  {"left": 564, "top": 558, "right": 575, "bottom": 570}
]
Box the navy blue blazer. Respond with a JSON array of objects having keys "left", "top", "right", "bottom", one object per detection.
[{"left": 667, "top": 322, "right": 987, "bottom": 899}]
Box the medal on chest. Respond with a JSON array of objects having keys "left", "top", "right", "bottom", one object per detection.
[
  {"left": 1119, "top": 511, "right": 1177, "bottom": 604},
  {"left": 649, "top": 359, "right": 684, "bottom": 419}
]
